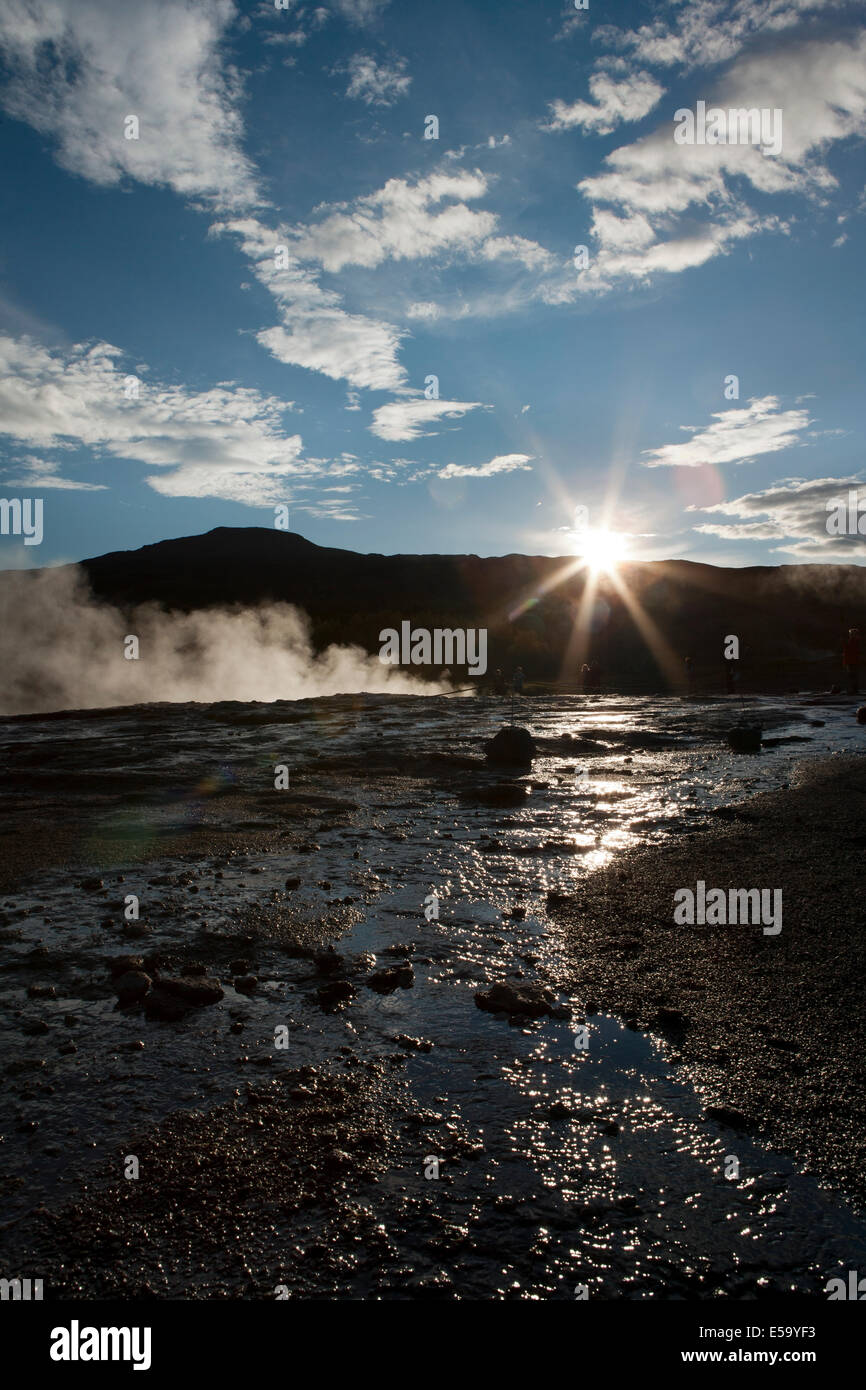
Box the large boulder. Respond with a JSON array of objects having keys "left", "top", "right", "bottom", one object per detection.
[{"left": 485, "top": 726, "right": 536, "bottom": 766}]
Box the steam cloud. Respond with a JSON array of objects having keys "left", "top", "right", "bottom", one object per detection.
[{"left": 0, "top": 566, "right": 446, "bottom": 716}]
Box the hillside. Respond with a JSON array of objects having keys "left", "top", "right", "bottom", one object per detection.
[{"left": 14, "top": 528, "right": 866, "bottom": 690}]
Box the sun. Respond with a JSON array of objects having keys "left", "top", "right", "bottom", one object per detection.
[{"left": 573, "top": 526, "right": 629, "bottom": 574}]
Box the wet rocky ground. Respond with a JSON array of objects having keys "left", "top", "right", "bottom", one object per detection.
[{"left": 1, "top": 691, "right": 864, "bottom": 1298}]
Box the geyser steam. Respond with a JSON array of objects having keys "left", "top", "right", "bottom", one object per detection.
[{"left": 0, "top": 566, "right": 446, "bottom": 716}]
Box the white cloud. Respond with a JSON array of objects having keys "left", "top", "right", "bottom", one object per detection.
[
  {"left": 331, "top": 0, "right": 391, "bottom": 25},
  {"left": 344, "top": 52, "right": 411, "bottom": 105},
  {"left": 3, "top": 456, "right": 108, "bottom": 490},
  {"left": 288, "top": 170, "right": 497, "bottom": 273},
  {"left": 692, "top": 474, "right": 866, "bottom": 558},
  {"left": 546, "top": 70, "right": 665, "bottom": 134},
  {"left": 481, "top": 235, "right": 556, "bottom": 271},
  {"left": 641, "top": 397, "right": 812, "bottom": 469},
  {"left": 0, "top": 0, "right": 261, "bottom": 212},
  {"left": 214, "top": 216, "right": 407, "bottom": 391},
  {"left": 369, "top": 398, "right": 488, "bottom": 442},
  {"left": 593, "top": 0, "right": 849, "bottom": 74},
  {"left": 576, "top": 30, "right": 866, "bottom": 290},
  {"left": 0, "top": 334, "right": 311, "bottom": 505},
  {"left": 438, "top": 453, "right": 534, "bottom": 480}
]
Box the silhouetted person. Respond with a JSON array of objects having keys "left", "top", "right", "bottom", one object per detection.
[
  {"left": 512, "top": 665, "right": 525, "bottom": 695},
  {"left": 843, "top": 628, "right": 861, "bottom": 695},
  {"left": 684, "top": 654, "right": 695, "bottom": 696}
]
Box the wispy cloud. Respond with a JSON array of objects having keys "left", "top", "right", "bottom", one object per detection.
[
  {"left": 692, "top": 473, "right": 866, "bottom": 558},
  {"left": 3, "top": 456, "right": 108, "bottom": 491},
  {"left": 545, "top": 69, "right": 664, "bottom": 135},
  {"left": 214, "top": 216, "right": 407, "bottom": 391},
  {"left": 0, "top": 0, "right": 262, "bottom": 213},
  {"left": 0, "top": 334, "right": 310, "bottom": 505},
  {"left": 369, "top": 398, "right": 488, "bottom": 442},
  {"left": 573, "top": 30, "right": 866, "bottom": 290},
  {"left": 344, "top": 52, "right": 411, "bottom": 105},
  {"left": 438, "top": 453, "right": 534, "bottom": 480},
  {"left": 592, "top": 0, "right": 851, "bottom": 73},
  {"left": 641, "top": 397, "right": 812, "bottom": 469},
  {"left": 331, "top": 0, "right": 391, "bottom": 26},
  {"left": 287, "top": 170, "right": 497, "bottom": 273}
]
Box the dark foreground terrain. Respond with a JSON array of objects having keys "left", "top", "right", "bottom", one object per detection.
[{"left": 1, "top": 696, "right": 864, "bottom": 1298}]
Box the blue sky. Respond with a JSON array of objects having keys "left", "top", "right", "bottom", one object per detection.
[{"left": 0, "top": 0, "right": 864, "bottom": 569}]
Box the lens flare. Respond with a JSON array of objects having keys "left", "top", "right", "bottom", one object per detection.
[{"left": 574, "top": 526, "right": 629, "bottom": 575}]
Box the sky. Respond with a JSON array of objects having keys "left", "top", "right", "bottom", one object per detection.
[{"left": 0, "top": 0, "right": 864, "bottom": 571}]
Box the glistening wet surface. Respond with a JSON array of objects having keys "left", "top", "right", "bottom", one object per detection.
[{"left": 1, "top": 691, "right": 864, "bottom": 1296}]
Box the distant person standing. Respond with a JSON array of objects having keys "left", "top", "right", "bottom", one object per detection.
[
  {"left": 725, "top": 660, "right": 740, "bottom": 696},
  {"left": 684, "top": 654, "right": 695, "bottom": 696},
  {"left": 843, "top": 628, "right": 861, "bottom": 694},
  {"left": 512, "top": 665, "right": 525, "bottom": 695}
]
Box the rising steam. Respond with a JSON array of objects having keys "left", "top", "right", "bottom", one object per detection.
[{"left": 0, "top": 566, "right": 446, "bottom": 716}]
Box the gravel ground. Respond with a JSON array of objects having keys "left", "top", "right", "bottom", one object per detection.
[{"left": 549, "top": 754, "right": 866, "bottom": 1205}]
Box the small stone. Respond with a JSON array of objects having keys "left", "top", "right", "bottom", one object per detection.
[
  {"left": 316, "top": 980, "right": 357, "bottom": 1011},
  {"left": 474, "top": 980, "right": 568, "bottom": 1020},
  {"left": 113, "top": 971, "right": 152, "bottom": 1004},
  {"left": 21, "top": 1018, "right": 50, "bottom": 1036},
  {"left": 367, "top": 963, "right": 414, "bottom": 994}
]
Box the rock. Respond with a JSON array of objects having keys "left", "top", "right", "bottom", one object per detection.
[
  {"left": 474, "top": 981, "right": 569, "bottom": 1019},
  {"left": 472, "top": 781, "right": 530, "bottom": 806},
  {"left": 58, "top": 1041, "right": 77, "bottom": 1056},
  {"left": 230, "top": 958, "right": 252, "bottom": 975},
  {"left": 316, "top": 980, "right": 357, "bottom": 1011},
  {"left": 229, "top": 1021, "right": 244, "bottom": 1034},
  {"left": 548, "top": 1100, "right": 572, "bottom": 1119},
  {"left": 27, "top": 984, "right": 56, "bottom": 999},
  {"left": 857, "top": 707, "right": 866, "bottom": 725},
  {"left": 144, "top": 988, "right": 193, "bottom": 1022},
  {"left": 368, "top": 963, "right": 414, "bottom": 994},
  {"left": 157, "top": 974, "right": 223, "bottom": 1005},
  {"left": 655, "top": 1006, "right": 690, "bottom": 1031},
  {"left": 385, "top": 943, "right": 415, "bottom": 958},
  {"left": 113, "top": 971, "right": 152, "bottom": 1004},
  {"left": 314, "top": 948, "right": 343, "bottom": 974},
  {"left": 234, "top": 975, "right": 257, "bottom": 994},
  {"left": 122, "top": 921, "right": 150, "bottom": 938},
  {"left": 80, "top": 877, "right": 104, "bottom": 891},
  {"left": 545, "top": 890, "right": 571, "bottom": 910},
  {"left": 108, "top": 955, "right": 145, "bottom": 977},
  {"left": 322, "top": 1148, "right": 354, "bottom": 1175},
  {"left": 727, "top": 725, "right": 762, "bottom": 753},
  {"left": 485, "top": 726, "right": 536, "bottom": 766},
  {"left": 705, "top": 1104, "right": 748, "bottom": 1129},
  {"left": 393, "top": 1033, "right": 434, "bottom": 1052},
  {"left": 21, "top": 1018, "right": 49, "bottom": 1035}
]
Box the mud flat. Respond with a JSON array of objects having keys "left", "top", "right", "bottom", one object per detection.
[{"left": 549, "top": 753, "right": 866, "bottom": 1204}]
